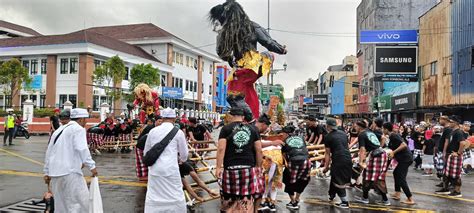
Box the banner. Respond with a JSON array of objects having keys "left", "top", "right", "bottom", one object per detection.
[
  {"left": 312, "top": 94, "right": 328, "bottom": 105},
  {"left": 375, "top": 47, "right": 418, "bottom": 74},
  {"left": 360, "top": 30, "right": 418, "bottom": 44},
  {"left": 161, "top": 87, "right": 183, "bottom": 99},
  {"left": 391, "top": 93, "right": 417, "bottom": 111}
]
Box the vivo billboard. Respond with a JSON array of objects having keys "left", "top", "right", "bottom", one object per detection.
[{"left": 360, "top": 30, "right": 418, "bottom": 44}]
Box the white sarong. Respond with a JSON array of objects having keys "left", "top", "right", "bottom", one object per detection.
[
  {"left": 51, "top": 173, "right": 89, "bottom": 213},
  {"left": 145, "top": 174, "right": 186, "bottom": 213}
]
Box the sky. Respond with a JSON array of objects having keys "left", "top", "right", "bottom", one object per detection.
[{"left": 0, "top": 0, "right": 360, "bottom": 98}]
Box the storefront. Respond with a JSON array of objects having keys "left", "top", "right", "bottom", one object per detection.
[{"left": 391, "top": 92, "right": 417, "bottom": 123}]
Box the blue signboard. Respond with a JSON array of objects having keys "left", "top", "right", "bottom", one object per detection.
[
  {"left": 30, "top": 75, "right": 42, "bottom": 89},
  {"left": 303, "top": 97, "right": 312, "bottom": 104},
  {"left": 360, "top": 30, "right": 418, "bottom": 44},
  {"left": 161, "top": 87, "right": 183, "bottom": 99}
]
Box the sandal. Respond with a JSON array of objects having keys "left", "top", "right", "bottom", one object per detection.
[
  {"left": 390, "top": 194, "right": 401, "bottom": 200},
  {"left": 401, "top": 200, "right": 416, "bottom": 205}
]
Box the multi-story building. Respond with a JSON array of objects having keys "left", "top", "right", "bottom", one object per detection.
[
  {"left": 419, "top": 0, "right": 474, "bottom": 121},
  {"left": 356, "top": 0, "right": 438, "bottom": 114},
  {"left": 0, "top": 21, "right": 221, "bottom": 113},
  {"left": 292, "top": 85, "right": 306, "bottom": 113}
]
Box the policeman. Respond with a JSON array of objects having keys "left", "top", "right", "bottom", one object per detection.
[{"left": 3, "top": 108, "right": 15, "bottom": 146}]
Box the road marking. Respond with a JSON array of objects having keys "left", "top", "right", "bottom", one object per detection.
[
  {"left": 305, "top": 198, "right": 435, "bottom": 212},
  {"left": 0, "top": 169, "right": 147, "bottom": 188},
  {"left": 412, "top": 191, "right": 474, "bottom": 203},
  {"left": 0, "top": 148, "right": 44, "bottom": 166}
]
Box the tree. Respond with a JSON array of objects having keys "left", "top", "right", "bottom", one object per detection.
[
  {"left": 92, "top": 55, "right": 126, "bottom": 105},
  {"left": 0, "top": 58, "right": 32, "bottom": 105},
  {"left": 126, "top": 63, "right": 160, "bottom": 102}
]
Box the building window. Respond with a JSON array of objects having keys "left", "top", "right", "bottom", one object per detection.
[
  {"left": 60, "top": 58, "right": 68, "bottom": 74},
  {"left": 93, "top": 95, "right": 99, "bottom": 111},
  {"left": 194, "top": 59, "right": 198, "bottom": 70},
  {"left": 59, "top": 94, "right": 67, "bottom": 105},
  {"left": 201, "top": 83, "right": 204, "bottom": 94},
  {"left": 194, "top": 82, "right": 197, "bottom": 92},
  {"left": 5, "top": 95, "right": 11, "bottom": 107},
  {"left": 161, "top": 74, "right": 166, "bottom": 87},
  {"left": 209, "top": 85, "right": 212, "bottom": 95},
  {"left": 186, "top": 56, "right": 190, "bottom": 67},
  {"left": 40, "top": 95, "right": 46, "bottom": 108},
  {"left": 124, "top": 67, "right": 129, "bottom": 80},
  {"left": 179, "top": 79, "right": 183, "bottom": 88},
  {"left": 22, "top": 60, "right": 29, "bottom": 71},
  {"left": 41, "top": 59, "right": 47, "bottom": 74},
  {"left": 30, "top": 95, "right": 37, "bottom": 107},
  {"left": 471, "top": 46, "right": 474, "bottom": 67},
  {"left": 430, "top": 61, "right": 437, "bottom": 76},
  {"left": 69, "top": 58, "right": 78, "bottom": 74},
  {"left": 30, "top": 59, "right": 38, "bottom": 75},
  {"left": 186, "top": 80, "right": 190, "bottom": 91},
  {"left": 69, "top": 94, "right": 77, "bottom": 108},
  {"left": 209, "top": 64, "right": 213, "bottom": 74},
  {"left": 21, "top": 95, "right": 28, "bottom": 107}
]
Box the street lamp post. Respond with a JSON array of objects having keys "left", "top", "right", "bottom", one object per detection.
[{"left": 265, "top": 63, "right": 287, "bottom": 109}]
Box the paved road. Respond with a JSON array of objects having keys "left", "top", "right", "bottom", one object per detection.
[{"left": 1, "top": 135, "right": 473, "bottom": 212}]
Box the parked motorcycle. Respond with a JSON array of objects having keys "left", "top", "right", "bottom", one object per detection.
[{"left": 15, "top": 122, "right": 30, "bottom": 139}]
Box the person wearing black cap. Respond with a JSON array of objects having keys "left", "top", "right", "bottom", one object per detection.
[
  {"left": 436, "top": 115, "right": 466, "bottom": 197},
  {"left": 354, "top": 119, "right": 390, "bottom": 206},
  {"left": 216, "top": 107, "right": 263, "bottom": 212},
  {"left": 59, "top": 109, "right": 71, "bottom": 126},
  {"left": 280, "top": 125, "right": 311, "bottom": 210},
  {"left": 321, "top": 118, "right": 352, "bottom": 208}
]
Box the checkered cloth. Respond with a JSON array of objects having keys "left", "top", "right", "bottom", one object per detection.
[
  {"left": 288, "top": 159, "right": 312, "bottom": 184},
  {"left": 87, "top": 132, "right": 104, "bottom": 150},
  {"left": 444, "top": 154, "right": 463, "bottom": 179},
  {"left": 413, "top": 149, "right": 424, "bottom": 159},
  {"left": 364, "top": 151, "right": 388, "bottom": 181},
  {"left": 221, "top": 167, "right": 264, "bottom": 198},
  {"left": 463, "top": 149, "right": 472, "bottom": 161},
  {"left": 118, "top": 133, "right": 132, "bottom": 142},
  {"left": 434, "top": 152, "right": 445, "bottom": 174},
  {"left": 192, "top": 142, "right": 209, "bottom": 155},
  {"left": 135, "top": 148, "right": 148, "bottom": 178},
  {"left": 103, "top": 135, "right": 116, "bottom": 143}
]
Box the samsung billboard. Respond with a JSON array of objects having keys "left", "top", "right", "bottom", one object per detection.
[{"left": 375, "top": 46, "right": 418, "bottom": 74}]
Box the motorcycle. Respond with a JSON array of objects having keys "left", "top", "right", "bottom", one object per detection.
[{"left": 15, "top": 122, "right": 30, "bottom": 139}]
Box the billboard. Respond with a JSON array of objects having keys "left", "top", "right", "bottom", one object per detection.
[
  {"left": 303, "top": 97, "right": 313, "bottom": 104},
  {"left": 161, "top": 87, "right": 183, "bottom": 99},
  {"left": 375, "top": 47, "right": 417, "bottom": 74},
  {"left": 391, "top": 93, "right": 417, "bottom": 111},
  {"left": 360, "top": 30, "right": 418, "bottom": 44},
  {"left": 312, "top": 94, "right": 328, "bottom": 105}
]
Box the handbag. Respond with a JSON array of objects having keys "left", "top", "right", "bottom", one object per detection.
[{"left": 143, "top": 127, "right": 179, "bottom": 167}]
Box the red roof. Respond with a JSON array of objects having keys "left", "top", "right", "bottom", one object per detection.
[
  {"left": 86, "top": 23, "right": 174, "bottom": 40},
  {"left": 0, "top": 30, "right": 159, "bottom": 62},
  {"left": 0, "top": 20, "right": 42, "bottom": 36}
]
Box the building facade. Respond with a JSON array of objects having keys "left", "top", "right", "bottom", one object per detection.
[{"left": 0, "top": 21, "right": 221, "bottom": 112}]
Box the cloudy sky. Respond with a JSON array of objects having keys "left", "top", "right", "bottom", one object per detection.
[{"left": 1, "top": 0, "right": 360, "bottom": 98}]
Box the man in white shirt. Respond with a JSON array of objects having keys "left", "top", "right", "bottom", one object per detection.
[
  {"left": 144, "top": 108, "right": 188, "bottom": 213},
  {"left": 43, "top": 108, "right": 98, "bottom": 213}
]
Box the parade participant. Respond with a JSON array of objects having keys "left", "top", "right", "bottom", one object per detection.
[
  {"left": 155, "top": 115, "right": 163, "bottom": 126},
  {"left": 117, "top": 120, "right": 133, "bottom": 153},
  {"left": 133, "top": 83, "right": 160, "bottom": 124},
  {"left": 421, "top": 129, "right": 435, "bottom": 176},
  {"left": 281, "top": 125, "right": 311, "bottom": 210},
  {"left": 258, "top": 142, "right": 285, "bottom": 212},
  {"left": 216, "top": 107, "right": 263, "bottom": 212},
  {"left": 372, "top": 118, "right": 385, "bottom": 146},
  {"left": 59, "top": 110, "right": 71, "bottom": 126},
  {"left": 383, "top": 122, "right": 415, "bottom": 205},
  {"left": 435, "top": 116, "right": 452, "bottom": 186},
  {"left": 412, "top": 125, "right": 425, "bottom": 170},
  {"left": 354, "top": 120, "right": 390, "bottom": 206},
  {"left": 209, "top": 0, "right": 287, "bottom": 121},
  {"left": 43, "top": 108, "right": 98, "bottom": 212},
  {"left": 144, "top": 108, "right": 188, "bottom": 212},
  {"left": 135, "top": 118, "right": 159, "bottom": 182},
  {"left": 187, "top": 117, "right": 212, "bottom": 154},
  {"left": 462, "top": 121, "right": 472, "bottom": 174},
  {"left": 322, "top": 119, "right": 352, "bottom": 209},
  {"left": 305, "top": 116, "right": 317, "bottom": 144},
  {"left": 50, "top": 109, "right": 60, "bottom": 134},
  {"left": 179, "top": 160, "right": 219, "bottom": 202},
  {"left": 436, "top": 115, "right": 466, "bottom": 197},
  {"left": 3, "top": 108, "right": 15, "bottom": 146}
]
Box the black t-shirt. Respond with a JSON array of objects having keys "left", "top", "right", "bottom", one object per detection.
[
  {"left": 104, "top": 125, "right": 117, "bottom": 136},
  {"left": 358, "top": 130, "right": 380, "bottom": 153},
  {"left": 424, "top": 139, "right": 435, "bottom": 155},
  {"left": 432, "top": 134, "right": 441, "bottom": 151},
  {"left": 388, "top": 133, "right": 412, "bottom": 163},
  {"left": 50, "top": 115, "right": 60, "bottom": 130},
  {"left": 282, "top": 135, "right": 308, "bottom": 162},
  {"left": 188, "top": 124, "right": 207, "bottom": 141},
  {"left": 219, "top": 122, "right": 260, "bottom": 168},
  {"left": 447, "top": 129, "right": 466, "bottom": 154},
  {"left": 316, "top": 124, "right": 328, "bottom": 136},
  {"left": 323, "top": 129, "right": 351, "bottom": 164},
  {"left": 118, "top": 125, "right": 133, "bottom": 134},
  {"left": 439, "top": 127, "right": 453, "bottom": 151},
  {"left": 412, "top": 131, "right": 424, "bottom": 150},
  {"left": 306, "top": 126, "right": 317, "bottom": 143}
]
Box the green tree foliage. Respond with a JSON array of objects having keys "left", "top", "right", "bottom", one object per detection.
[
  {"left": 0, "top": 58, "right": 32, "bottom": 101},
  {"left": 126, "top": 63, "right": 160, "bottom": 102},
  {"left": 92, "top": 55, "right": 126, "bottom": 102}
]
